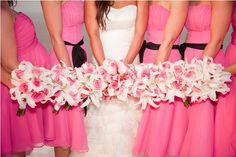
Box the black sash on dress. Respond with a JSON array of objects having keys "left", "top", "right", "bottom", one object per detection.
[
  {"left": 64, "top": 38, "right": 87, "bottom": 115},
  {"left": 64, "top": 38, "right": 87, "bottom": 68},
  {"left": 139, "top": 40, "right": 180, "bottom": 63},
  {"left": 179, "top": 43, "right": 224, "bottom": 60}
]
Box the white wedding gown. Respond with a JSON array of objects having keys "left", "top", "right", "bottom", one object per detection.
[{"left": 78, "top": 5, "right": 142, "bottom": 157}]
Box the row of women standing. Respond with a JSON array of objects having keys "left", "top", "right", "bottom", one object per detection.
[{"left": 1, "top": 1, "right": 236, "bottom": 157}]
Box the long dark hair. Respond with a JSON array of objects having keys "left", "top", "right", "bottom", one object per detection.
[
  {"left": 8, "top": 0, "right": 17, "bottom": 8},
  {"left": 95, "top": 1, "right": 114, "bottom": 30}
]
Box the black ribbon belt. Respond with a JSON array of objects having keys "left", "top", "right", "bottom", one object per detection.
[
  {"left": 179, "top": 43, "right": 223, "bottom": 60},
  {"left": 139, "top": 40, "right": 180, "bottom": 63},
  {"left": 64, "top": 38, "right": 87, "bottom": 68},
  {"left": 64, "top": 38, "right": 87, "bottom": 116}
]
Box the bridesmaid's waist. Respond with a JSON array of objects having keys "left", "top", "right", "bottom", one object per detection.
[
  {"left": 138, "top": 40, "right": 180, "bottom": 63},
  {"left": 142, "top": 41, "right": 180, "bottom": 50},
  {"left": 101, "top": 30, "right": 133, "bottom": 44},
  {"left": 63, "top": 24, "right": 83, "bottom": 30},
  {"left": 186, "top": 30, "right": 210, "bottom": 43},
  {"left": 62, "top": 25, "right": 83, "bottom": 42},
  {"left": 147, "top": 30, "right": 180, "bottom": 45}
]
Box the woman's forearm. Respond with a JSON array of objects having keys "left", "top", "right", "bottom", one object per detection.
[
  {"left": 156, "top": 1, "right": 188, "bottom": 64},
  {"left": 203, "top": 39, "right": 224, "bottom": 59},
  {"left": 88, "top": 34, "right": 105, "bottom": 66},
  {"left": 51, "top": 36, "right": 72, "bottom": 66},
  {"left": 41, "top": 1, "right": 72, "bottom": 67},
  {"left": 203, "top": 1, "right": 233, "bottom": 58},
  {"left": 225, "top": 63, "right": 236, "bottom": 75},
  {"left": 1, "top": 67, "right": 13, "bottom": 88},
  {"left": 124, "top": 33, "right": 145, "bottom": 64},
  {"left": 156, "top": 39, "right": 175, "bottom": 64}
]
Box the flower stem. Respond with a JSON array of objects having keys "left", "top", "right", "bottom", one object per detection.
[
  {"left": 184, "top": 99, "right": 191, "bottom": 108},
  {"left": 64, "top": 102, "right": 71, "bottom": 110}
]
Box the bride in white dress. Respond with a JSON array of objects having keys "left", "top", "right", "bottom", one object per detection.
[{"left": 78, "top": 1, "right": 148, "bottom": 157}]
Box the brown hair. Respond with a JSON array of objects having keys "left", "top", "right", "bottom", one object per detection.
[
  {"left": 95, "top": 1, "right": 114, "bottom": 30},
  {"left": 8, "top": 0, "right": 17, "bottom": 8}
]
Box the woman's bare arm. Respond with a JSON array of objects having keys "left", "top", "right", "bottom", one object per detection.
[
  {"left": 203, "top": 1, "right": 233, "bottom": 58},
  {"left": 124, "top": 1, "right": 148, "bottom": 64},
  {"left": 41, "top": 1, "right": 72, "bottom": 66},
  {"left": 225, "top": 63, "right": 236, "bottom": 75},
  {"left": 1, "top": 8, "right": 19, "bottom": 87},
  {"left": 85, "top": 1, "right": 105, "bottom": 66},
  {"left": 156, "top": 1, "right": 188, "bottom": 64}
]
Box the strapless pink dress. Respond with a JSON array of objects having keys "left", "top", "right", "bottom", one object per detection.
[
  {"left": 214, "top": 5, "right": 236, "bottom": 157},
  {"left": 133, "top": 5, "right": 188, "bottom": 157},
  {"left": 180, "top": 5, "right": 225, "bottom": 157},
  {"left": 44, "top": 0, "right": 88, "bottom": 152},
  {"left": 1, "top": 12, "right": 50, "bottom": 155}
]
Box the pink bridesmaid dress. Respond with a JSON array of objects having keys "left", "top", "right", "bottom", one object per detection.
[
  {"left": 180, "top": 5, "right": 225, "bottom": 157},
  {"left": 214, "top": 5, "right": 236, "bottom": 157},
  {"left": 1, "top": 12, "right": 50, "bottom": 156},
  {"left": 133, "top": 4, "right": 188, "bottom": 157},
  {"left": 44, "top": 0, "right": 88, "bottom": 152}
]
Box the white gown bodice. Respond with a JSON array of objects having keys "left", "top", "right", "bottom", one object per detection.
[{"left": 97, "top": 5, "right": 139, "bottom": 63}]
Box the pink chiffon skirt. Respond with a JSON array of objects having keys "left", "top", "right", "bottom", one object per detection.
[
  {"left": 1, "top": 42, "right": 50, "bottom": 156},
  {"left": 180, "top": 48, "right": 224, "bottom": 157},
  {"left": 44, "top": 44, "right": 88, "bottom": 152},
  {"left": 133, "top": 49, "right": 188, "bottom": 157},
  {"left": 214, "top": 44, "right": 236, "bottom": 157}
]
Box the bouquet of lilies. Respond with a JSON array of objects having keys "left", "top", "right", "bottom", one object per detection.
[
  {"left": 182, "top": 57, "right": 231, "bottom": 105},
  {"left": 10, "top": 61, "right": 52, "bottom": 115},
  {"left": 10, "top": 56, "right": 232, "bottom": 114}
]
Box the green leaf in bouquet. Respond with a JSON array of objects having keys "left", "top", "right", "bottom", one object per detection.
[
  {"left": 64, "top": 102, "right": 72, "bottom": 110},
  {"left": 16, "top": 108, "right": 26, "bottom": 116},
  {"left": 184, "top": 99, "right": 191, "bottom": 108}
]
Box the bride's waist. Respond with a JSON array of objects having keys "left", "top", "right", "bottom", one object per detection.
[
  {"left": 101, "top": 41, "right": 131, "bottom": 60},
  {"left": 100, "top": 30, "right": 133, "bottom": 40}
]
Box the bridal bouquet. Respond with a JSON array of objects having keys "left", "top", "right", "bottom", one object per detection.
[
  {"left": 75, "top": 62, "right": 105, "bottom": 108},
  {"left": 131, "top": 61, "right": 188, "bottom": 109},
  {"left": 99, "top": 60, "right": 136, "bottom": 101},
  {"left": 80, "top": 60, "right": 136, "bottom": 108},
  {"left": 183, "top": 57, "right": 231, "bottom": 105},
  {"left": 49, "top": 62, "right": 81, "bottom": 111},
  {"left": 10, "top": 56, "right": 232, "bottom": 113},
  {"left": 10, "top": 61, "right": 52, "bottom": 115},
  {"left": 132, "top": 57, "right": 231, "bottom": 109}
]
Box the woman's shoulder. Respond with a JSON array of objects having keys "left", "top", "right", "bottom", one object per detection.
[
  {"left": 1, "top": 8, "right": 14, "bottom": 27},
  {"left": 1, "top": 8, "right": 12, "bottom": 20}
]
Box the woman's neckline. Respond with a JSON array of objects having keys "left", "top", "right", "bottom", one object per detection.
[
  {"left": 189, "top": 4, "right": 211, "bottom": 8},
  {"left": 110, "top": 5, "right": 137, "bottom": 10},
  {"left": 149, "top": 4, "right": 169, "bottom": 12},
  {"left": 62, "top": 0, "right": 70, "bottom": 6}
]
